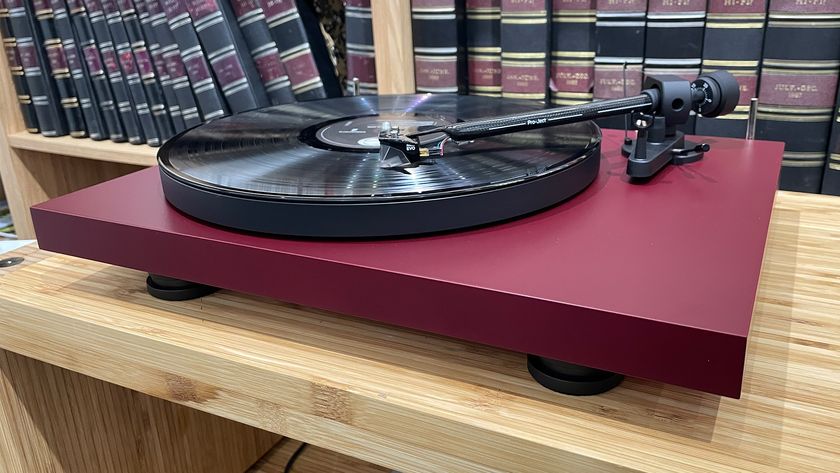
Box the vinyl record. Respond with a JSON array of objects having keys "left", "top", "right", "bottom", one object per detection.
[{"left": 158, "top": 95, "right": 601, "bottom": 237}]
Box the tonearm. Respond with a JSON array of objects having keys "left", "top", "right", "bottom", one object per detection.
[{"left": 378, "top": 71, "right": 740, "bottom": 179}]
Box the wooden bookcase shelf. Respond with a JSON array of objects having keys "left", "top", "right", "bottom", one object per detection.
[
  {"left": 0, "top": 0, "right": 413, "bottom": 239},
  {"left": 8, "top": 132, "right": 157, "bottom": 166}
]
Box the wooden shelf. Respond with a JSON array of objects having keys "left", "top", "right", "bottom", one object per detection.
[{"left": 7, "top": 132, "right": 157, "bottom": 167}]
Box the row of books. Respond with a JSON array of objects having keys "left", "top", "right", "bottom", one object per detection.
[
  {"left": 0, "top": 0, "right": 340, "bottom": 147},
  {"left": 403, "top": 0, "right": 840, "bottom": 196}
]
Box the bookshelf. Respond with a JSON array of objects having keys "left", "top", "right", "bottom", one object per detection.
[{"left": 0, "top": 0, "right": 414, "bottom": 239}]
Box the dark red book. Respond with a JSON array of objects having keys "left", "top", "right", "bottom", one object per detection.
[{"left": 500, "top": 0, "right": 548, "bottom": 100}]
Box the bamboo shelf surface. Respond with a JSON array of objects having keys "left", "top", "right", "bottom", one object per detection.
[
  {"left": 7, "top": 132, "right": 158, "bottom": 167},
  {"left": 0, "top": 190, "right": 838, "bottom": 472}
]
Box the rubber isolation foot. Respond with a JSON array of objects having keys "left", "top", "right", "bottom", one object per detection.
[
  {"left": 146, "top": 274, "right": 217, "bottom": 301},
  {"left": 527, "top": 355, "right": 624, "bottom": 396}
]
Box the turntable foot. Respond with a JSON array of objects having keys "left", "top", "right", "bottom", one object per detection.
[
  {"left": 527, "top": 355, "right": 624, "bottom": 396},
  {"left": 146, "top": 274, "right": 217, "bottom": 301}
]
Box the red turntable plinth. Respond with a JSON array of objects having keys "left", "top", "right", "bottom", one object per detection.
[{"left": 31, "top": 130, "right": 783, "bottom": 398}]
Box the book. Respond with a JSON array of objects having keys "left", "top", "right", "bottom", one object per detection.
[
  {"left": 184, "top": 0, "right": 269, "bottom": 113},
  {"left": 466, "top": 0, "right": 500, "bottom": 97},
  {"left": 550, "top": 0, "right": 595, "bottom": 106},
  {"left": 143, "top": 0, "right": 201, "bottom": 128},
  {"left": 50, "top": 0, "right": 107, "bottom": 140},
  {"left": 135, "top": 0, "right": 184, "bottom": 132},
  {"left": 411, "top": 0, "right": 464, "bottom": 94},
  {"left": 160, "top": 0, "right": 228, "bottom": 122},
  {"left": 593, "top": 0, "right": 647, "bottom": 128},
  {"left": 81, "top": 0, "right": 144, "bottom": 142},
  {"left": 95, "top": 0, "right": 162, "bottom": 145},
  {"left": 66, "top": 0, "right": 127, "bottom": 141},
  {"left": 694, "top": 0, "right": 767, "bottom": 138},
  {"left": 756, "top": 0, "right": 840, "bottom": 193},
  {"left": 33, "top": 0, "right": 87, "bottom": 137},
  {"left": 820, "top": 79, "right": 840, "bottom": 195},
  {"left": 260, "top": 0, "right": 330, "bottom": 100},
  {"left": 345, "top": 0, "right": 377, "bottom": 95},
  {"left": 8, "top": 0, "right": 67, "bottom": 136},
  {"left": 500, "top": 0, "right": 548, "bottom": 100},
  {"left": 0, "top": 1, "right": 40, "bottom": 132},
  {"left": 229, "top": 0, "right": 294, "bottom": 105},
  {"left": 116, "top": 0, "right": 175, "bottom": 141}
]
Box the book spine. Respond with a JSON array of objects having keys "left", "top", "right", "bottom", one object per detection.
[
  {"left": 33, "top": 0, "right": 87, "bottom": 136},
  {"left": 230, "top": 0, "right": 294, "bottom": 104},
  {"left": 820, "top": 80, "right": 840, "bottom": 195},
  {"left": 135, "top": 0, "right": 184, "bottom": 132},
  {"left": 0, "top": 2, "right": 40, "bottom": 132},
  {"left": 593, "top": 0, "right": 647, "bottom": 128},
  {"left": 97, "top": 0, "right": 161, "bottom": 146},
  {"left": 144, "top": 0, "right": 200, "bottom": 128},
  {"left": 160, "top": 0, "right": 228, "bottom": 121},
  {"left": 756, "top": 0, "right": 840, "bottom": 193},
  {"left": 412, "top": 0, "right": 464, "bottom": 94},
  {"left": 550, "top": 0, "right": 595, "bottom": 106},
  {"left": 50, "top": 0, "right": 106, "bottom": 140},
  {"left": 643, "top": 0, "right": 706, "bottom": 134},
  {"left": 500, "top": 0, "right": 549, "bottom": 100},
  {"left": 185, "top": 0, "right": 269, "bottom": 113},
  {"left": 694, "top": 0, "right": 767, "bottom": 138},
  {"left": 345, "top": 0, "right": 377, "bottom": 95},
  {"left": 465, "top": 0, "right": 500, "bottom": 97},
  {"left": 81, "top": 0, "right": 143, "bottom": 142},
  {"left": 9, "top": 0, "right": 66, "bottom": 136},
  {"left": 260, "top": 0, "right": 327, "bottom": 100},
  {"left": 67, "top": 0, "right": 126, "bottom": 141},
  {"left": 116, "top": 0, "right": 174, "bottom": 141}
]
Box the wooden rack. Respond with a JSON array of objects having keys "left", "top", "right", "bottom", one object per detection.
[{"left": 0, "top": 0, "right": 413, "bottom": 239}]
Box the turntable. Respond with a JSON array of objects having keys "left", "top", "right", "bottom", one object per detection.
[{"left": 31, "top": 72, "right": 783, "bottom": 398}]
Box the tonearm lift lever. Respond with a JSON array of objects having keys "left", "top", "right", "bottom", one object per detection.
[{"left": 379, "top": 71, "right": 740, "bottom": 179}]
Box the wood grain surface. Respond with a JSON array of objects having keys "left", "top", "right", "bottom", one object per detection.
[
  {"left": 0, "top": 190, "right": 837, "bottom": 472},
  {"left": 248, "top": 437, "right": 390, "bottom": 473},
  {"left": 370, "top": 0, "right": 415, "bottom": 94}
]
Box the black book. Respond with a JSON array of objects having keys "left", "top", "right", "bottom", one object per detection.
[
  {"left": 756, "top": 0, "right": 840, "bottom": 193},
  {"left": 66, "top": 0, "right": 125, "bottom": 141},
  {"left": 134, "top": 0, "right": 183, "bottom": 132},
  {"left": 345, "top": 0, "right": 377, "bottom": 95},
  {"left": 184, "top": 0, "right": 269, "bottom": 113},
  {"left": 143, "top": 0, "right": 200, "bottom": 128},
  {"left": 229, "top": 0, "right": 294, "bottom": 105},
  {"left": 465, "top": 0, "right": 500, "bottom": 97},
  {"left": 50, "top": 0, "right": 106, "bottom": 139},
  {"left": 412, "top": 0, "right": 465, "bottom": 95},
  {"left": 9, "top": 0, "right": 67, "bottom": 136},
  {"left": 0, "top": 0, "right": 39, "bottom": 132},
  {"left": 33, "top": 0, "right": 87, "bottom": 136},
  {"left": 550, "top": 0, "right": 595, "bottom": 106},
  {"left": 260, "top": 0, "right": 332, "bottom": 100},
  {"left": 694, "top": 0, "right": 767, "bottom": 138},
  {"left": 79, "top": 0, "right": 142, "bottom": 142},
  {"left": 593, "top": 0, "right": 646, "bottom": 129},
  {"left": 160, "top": 0, "right": 228, "bottom": 122},
  {"left": 820, "top": 80, "right": 840, "bottom": 195},
  {"left": 96, "top": 0, "right": 161, "bottom": 145},
  {"left": 500, "top": 0, "right": 549, "bottom": 100},
  {"left": 116, "top": 0, "right": 175, "bottom": 141}
]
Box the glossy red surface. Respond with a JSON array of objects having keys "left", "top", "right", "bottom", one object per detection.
[{"left": 32, "top": 130, "right": 783, "bottom": 397}]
